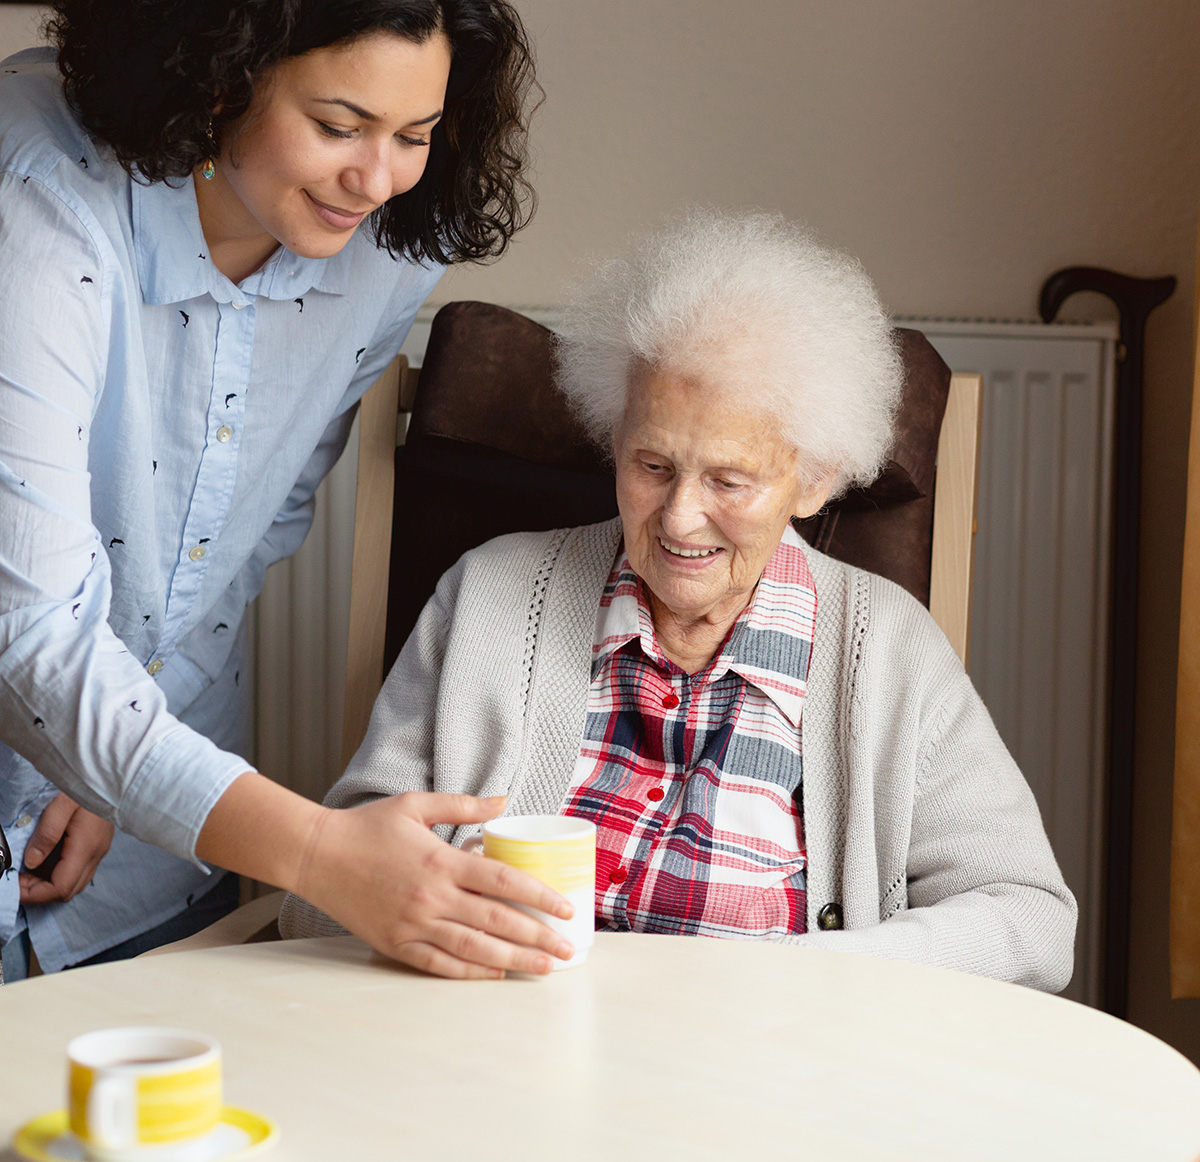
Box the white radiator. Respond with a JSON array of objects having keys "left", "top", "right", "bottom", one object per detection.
[
  {"left": 248, "top": 320, "right": 434, "bottom": 805},
  {"left": 251, "top": 310, "right": 1116, "bottom": 1007},
  {"left": 919, "top": 319, "right": 1117, "bottom": 1008}
]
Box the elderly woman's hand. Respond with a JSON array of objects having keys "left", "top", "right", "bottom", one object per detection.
[{"left": 294, "top": 791, "right": 577, "bottom": 979}]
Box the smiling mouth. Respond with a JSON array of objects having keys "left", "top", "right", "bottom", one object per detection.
[
  {"left": 305, "top": 191, "right": 371, "bottom": 228},
  {"left": 658, "top": 536, "right": 722, "bottom": 559}
]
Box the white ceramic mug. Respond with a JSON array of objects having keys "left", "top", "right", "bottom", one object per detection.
[
  {"left": 67, "top": 1027, "right": 222, "bottom": 1159},
  {"left": 481, "top": 815, "right": 596, "bottom": 970}
]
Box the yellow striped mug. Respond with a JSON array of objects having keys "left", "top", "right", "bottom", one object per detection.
[
  {"left": 482, "top": 815, "right": 596, "bottom": 969},
  {"left": 67, "top": 1028, "right": 221, "bottom": 1159}
]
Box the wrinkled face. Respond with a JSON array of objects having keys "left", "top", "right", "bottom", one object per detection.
[
  {"left": 211, "top": 30, "right": 451, "bottom": 260},
  {"left": 615, "top": 365, "right": 833, "bottom": 626}
]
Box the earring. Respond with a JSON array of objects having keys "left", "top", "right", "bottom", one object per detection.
[{"left": 201, "top": 118, "right": 215, "bottom": 180}]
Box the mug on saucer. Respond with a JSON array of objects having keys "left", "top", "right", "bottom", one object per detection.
[{"left": 67, "top": 1027, "right": 221, "bottom": 1159}]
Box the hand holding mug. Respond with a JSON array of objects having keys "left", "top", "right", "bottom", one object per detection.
[{"left": 295, "top": 792, "right": 578, "bottom": 979}]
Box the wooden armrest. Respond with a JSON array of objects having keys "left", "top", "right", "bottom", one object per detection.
[{"left": 137, "top": 890, "right": 286, "bottom": 958}]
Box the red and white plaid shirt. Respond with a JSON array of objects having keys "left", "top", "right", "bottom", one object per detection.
[{"left": 561, "top": 524, "right": 816, "bottom": 939}]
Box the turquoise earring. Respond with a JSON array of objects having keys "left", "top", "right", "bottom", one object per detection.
[{"left": 201, "top": 118, "right": 215, "bottom": 180}]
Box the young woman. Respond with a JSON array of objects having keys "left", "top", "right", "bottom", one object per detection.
[{"left": 0, "top": 0, "right": 575, "bottom": 981}]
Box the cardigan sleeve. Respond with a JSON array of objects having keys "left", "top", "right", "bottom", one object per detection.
[{"left": 782, "top": 595, "right": 1077, "bottom": 992}]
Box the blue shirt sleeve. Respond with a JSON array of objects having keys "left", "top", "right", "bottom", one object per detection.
[{"left": 0, "top": 173, "right": 253, "bottom": 863}]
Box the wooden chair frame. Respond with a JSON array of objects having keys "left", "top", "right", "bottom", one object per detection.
[{"left": 929, "top": 372, "right": 984, "bottom": 667}]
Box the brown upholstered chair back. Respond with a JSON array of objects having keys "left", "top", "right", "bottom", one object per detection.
[{"left": 383, "top": 301, "right": 952, "bottom": 675}]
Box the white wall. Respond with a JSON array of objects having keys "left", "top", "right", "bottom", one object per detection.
[{"left": 4, "top": 1, "right": 1200, "bottom": 1062}]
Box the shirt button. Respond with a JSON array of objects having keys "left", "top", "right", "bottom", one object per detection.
[
  {"left": 147, "top": 659, "right": 163, "bottom": 676},
  {"left": 15, "top": 815, "right": 32, "bottom": 828},
  {"left": 232, "top": 302, "right": 247, "bottom": 310},
  {"left": 188, "top": 545, "right": 206, "bottom": 561},
  {"left": 609, "top": 866, "right": 628, "bottom": 885},
  {"left": 216, "top": 426, "right": 233, "bottom": 443},
  {"left": 647, "top": 787, "right": 665, "bottom": 802},
  {"left": 662, "top": 692, "right": 680, "bottom": 709}
]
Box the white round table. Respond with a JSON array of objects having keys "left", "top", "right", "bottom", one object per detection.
[{"left": 2, "top": 933, "right": 1199, "bottom": 1161}]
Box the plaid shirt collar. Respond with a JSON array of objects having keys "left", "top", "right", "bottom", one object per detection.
[{"left": 592, "top": 523, "right": 817, "bottom": 728}]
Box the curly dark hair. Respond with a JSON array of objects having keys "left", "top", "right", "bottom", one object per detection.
[{"left": 46, "top": 0, "right": 540, "bottom": 264}]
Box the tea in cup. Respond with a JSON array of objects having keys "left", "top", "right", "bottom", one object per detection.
[
  {"left": 67, "top": 1027, "right": 221, "bottom": 1159},
  {"left": 481, "top": 815, "right": 596, "bottom": 969}
]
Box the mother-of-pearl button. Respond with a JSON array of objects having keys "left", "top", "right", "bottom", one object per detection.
[
  {"left": 216, "top": 426, "right": 233, "bottom": 443},
  {"left": 188, "top": 545, "right": 206, "bottom": 561}
]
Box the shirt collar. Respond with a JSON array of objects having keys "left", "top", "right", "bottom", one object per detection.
[
  {"left": 591, "top": 524, "right": 818, "bottom": 727},
  {"left": 131, "top": 177, "right": 351, "bottom": 306},
  {"left": 591, "top": 551, "right": 645, "bottom": 673}
]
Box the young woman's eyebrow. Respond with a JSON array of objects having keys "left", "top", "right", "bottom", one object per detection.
[{"left": 312, "top": 98, "right": 442, "bottom": 125}]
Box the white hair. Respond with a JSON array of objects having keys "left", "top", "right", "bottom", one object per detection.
[{"left": 554, "top": 210, "right": 904, "bottom": 495}]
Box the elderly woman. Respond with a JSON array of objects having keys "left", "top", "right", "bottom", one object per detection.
[{"left": 281, "top": 212, "right": 1076, "bottom": 991}]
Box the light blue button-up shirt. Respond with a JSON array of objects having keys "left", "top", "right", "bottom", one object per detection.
[{"left": 0, "top": 49, "right": 443, "bottom": 970}]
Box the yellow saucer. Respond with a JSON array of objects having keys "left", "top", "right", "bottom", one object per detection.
[{"left": 13, "top": 1107, "right": 278, "bottom": 1162}]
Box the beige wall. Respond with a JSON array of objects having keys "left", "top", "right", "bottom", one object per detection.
[
  {"left": 5, "top": 2, "right": 1200, "bottom": 1061},
  {"left": 0, "top": 5, "right": 40, "bottom": 57}
]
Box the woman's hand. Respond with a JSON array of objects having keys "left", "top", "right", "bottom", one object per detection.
[
  {"left": 296, "top": 792, "right": 577, "bottom": 980},
  {"left": 19, "top": 793, "right": 114, "bottom": 905},
  {"left": 197, "top": 773, "right": 576, "bottom": 980}
]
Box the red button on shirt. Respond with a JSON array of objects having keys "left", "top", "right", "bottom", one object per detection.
[
  {"left": 661, "top": 692, "right": 680, "bottom": 709},
  {"left": 647, "top": 787, "right": 665, "bottom": 802},
  {"left": 610, "top": 866, "right": 628, "bottom": 884}
]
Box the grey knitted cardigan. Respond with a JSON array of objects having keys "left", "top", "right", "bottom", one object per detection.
[{"left": 281, "top": 519, "right": 1076, "bottom": 992}]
